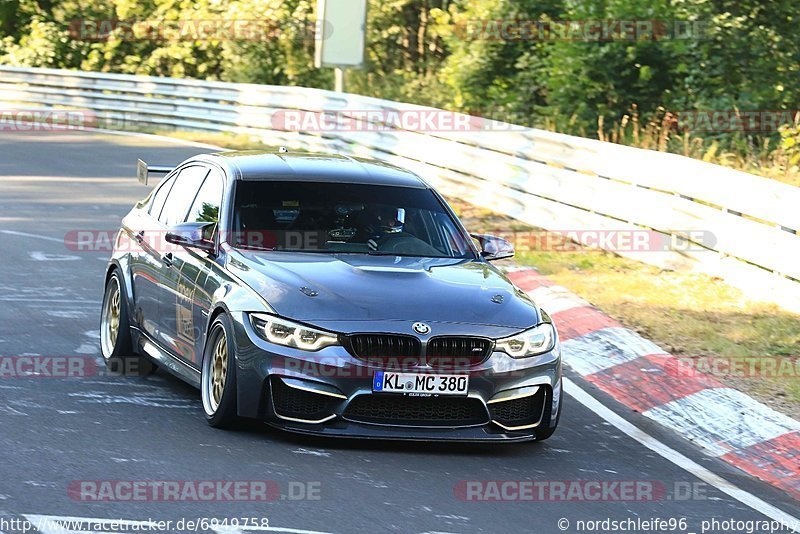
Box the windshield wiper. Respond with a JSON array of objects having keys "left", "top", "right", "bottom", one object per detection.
[
  {"left": 367, "top": 250, "right": 455, "bottom": 258},
  {"left": 233, "top": 244, "right": 276, "bottom": 252},
  {"left": 234, "top": 244, "right": 340, "bottom": 254}
]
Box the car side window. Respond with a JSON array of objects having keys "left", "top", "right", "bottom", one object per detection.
[
  {"left": 148, "top": 175, "right": 175, "bottom": 220},
  {"left": 186, "top": 169, "right": 224, "bottom": 224},
  {"left": 158, "top": 166, "right": 210, "bottom": 227}
]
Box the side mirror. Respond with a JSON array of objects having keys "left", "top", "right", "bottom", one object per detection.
[
  {"left": 165, "top": 222, "right": 217, "bottom": 254},
  {"left": 471, "top": 233, "right": 514, "bottom": 261}
]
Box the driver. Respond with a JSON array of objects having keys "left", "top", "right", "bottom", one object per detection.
[
  {"left": 351, "top": 206, "right": 406, "bottom": 245},
  {"left": 377, "top": 206, "right": 405, "bottom": 234}
]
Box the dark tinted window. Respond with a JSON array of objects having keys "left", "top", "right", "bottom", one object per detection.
[
  {"left": 186, "top": 169, "right": 224, "bottom": 224},
  {"left": 159, "top": 166, "right": 209, "bottom": 226},
  {"left": 231, "top": 181, "right": 473, "bottom": 258}
]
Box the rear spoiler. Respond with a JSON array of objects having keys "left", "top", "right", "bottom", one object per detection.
[{"left": 137, "top": 159, "right": 173, "bottom": 185}]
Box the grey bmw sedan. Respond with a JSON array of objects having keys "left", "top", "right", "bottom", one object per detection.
[{"left": 100, "top": 150, "right": 563, "bottom": 442}]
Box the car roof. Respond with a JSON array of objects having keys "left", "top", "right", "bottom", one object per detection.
[{"left": 196, "top": 151, "right": 428, "bottom": 189}]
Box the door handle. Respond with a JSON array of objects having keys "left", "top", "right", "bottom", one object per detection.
[{"left": 162, "top": 252, "right": 174, "bottom": 268}]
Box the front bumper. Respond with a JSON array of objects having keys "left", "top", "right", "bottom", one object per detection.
[{"left": 232, "top": 312, "right": 562, "bottom": 442}]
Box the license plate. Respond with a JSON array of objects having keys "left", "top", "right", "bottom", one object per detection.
[{"left": 372, "top": 371, "right": 469, "bottom": 396}]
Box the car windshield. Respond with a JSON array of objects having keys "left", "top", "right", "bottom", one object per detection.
[{"left": 231, "top": 181, "right": 474, "bottom": 258}]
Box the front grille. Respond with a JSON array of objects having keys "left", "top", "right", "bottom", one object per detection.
[
  {"left": 344, "top": 394, "right": 489, "bottom": 427},
  {"left": 490, "top": 388, "right": 547, "bottom": 429},
  {"left": 426, "top": 337, "right": 494, "bottom": 369},
  {"left": 344, "top": 334, "right": 494, "bottom": 369},
  {"left": 270, "top": 378, "right": 338, "bottom": 421},
  {"left": 344, "top": 334, "right": 421, "bottom": 368}
]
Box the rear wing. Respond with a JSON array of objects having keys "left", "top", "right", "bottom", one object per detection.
[{"left": 137, "top": 159, "right": 173, "bottom": 186}]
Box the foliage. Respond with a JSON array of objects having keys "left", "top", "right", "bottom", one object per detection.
[{"left": 1, "top": 0, "right": 799, "bottom": 183}]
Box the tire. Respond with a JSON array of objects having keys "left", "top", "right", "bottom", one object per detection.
[
  {"left": 100, "top": 270, "right": 155, "bottom": 377},
  {"left": 201, "top": 314, "right": 239, "bottom": 428},
  {"left": 534, "top": 383, "right": 563, "bottom": 441}
]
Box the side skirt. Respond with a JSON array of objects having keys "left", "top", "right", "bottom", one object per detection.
[{"left": 133, "top": 327, "right": 202, "bottom": 388}]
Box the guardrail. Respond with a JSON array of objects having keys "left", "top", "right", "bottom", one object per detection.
[{"left": 1, "top": 65, "right": 799, "bottom": 311}]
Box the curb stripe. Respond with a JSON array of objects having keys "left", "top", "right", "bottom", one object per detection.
[
  {"left": 642, "top": 388, "right": 800, "bottom": 457},
  {"left": 527, "top": 285, "right": 589, "bottom": 315},
  {"left": 561, "top": 327, "right": 668, "bottom": 376},
  {"left": 509, "top": 264, "right": 800, "bottom": 497},
  {"left": 552, "top": 305, "right": 622, "bottom": 341},
  {"left": 721, "top": 431, "right": 800, "bottom": 501},
  {"left": 565, "top": 379, "right": 800, "bottom": 533},
  {"left": 506, "top": 268, "right": 554, "bottom": 292},
  {"left": 583, "top": 354, "right": 726, "bottom": 413}
]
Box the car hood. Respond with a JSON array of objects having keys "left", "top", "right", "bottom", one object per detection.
[{"left": 228, "top": 250, "right": 539, "bottom": 330}]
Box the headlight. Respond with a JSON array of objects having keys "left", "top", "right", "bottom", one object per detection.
[
  {"left": 250, "top": 313, "right": 339, "bottom": 351},
  {"left": 496, "top": 323, "right": 556, "bottom": 358}
]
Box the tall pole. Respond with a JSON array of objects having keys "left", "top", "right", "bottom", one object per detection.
[{"left": 334, "top": 67, "right": 345, "bottom": 93}]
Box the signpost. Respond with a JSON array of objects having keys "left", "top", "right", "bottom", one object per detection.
[{"left": 315, "top": 0, "right": 367, "bottom": 92}]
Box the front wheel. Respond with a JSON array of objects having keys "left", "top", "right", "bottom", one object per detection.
[
  {"left": 201, "top": 314, "right": 239, "bottom": 428},
  {"left": 100, "top": 271, "right": 155, "bottom": 377}
]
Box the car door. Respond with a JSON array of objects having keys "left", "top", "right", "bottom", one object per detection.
[
  {"left": 158, "top": 165, "right": 224, "bottom": 366},
  {"left": 129, "top": 173, "right": 176, "bottom": 340},
  {"left": 153, "top": 165, "right": 209, "bottom": 355},
  {"left": 183, "top": 167, "right": 227, "bottom": 367}
]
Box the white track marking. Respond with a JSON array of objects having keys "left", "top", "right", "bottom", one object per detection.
[
  {"left": 291, "top": 448, "right": 332, "bottom": 458},
  {"left": 0, "top": 230, "right": 63, "bottom": 244},
  {"left": 1, "top": 229, "right": 95, "bottom": 249},
  {"left": 564, "top": 378, "right": 800, "bottom": 533},
  {"left": 528, "top": 285, "right": 590, "bottom": 315},
  {"left": 67, "top": 391, "right": 195, "bottom": 409},
  {"left": 0, "top": 405, "right": 27, "bottom": 416},
  {"left": 74, "top": 342, "right": 98, "bottom": 355},
  {"left": 45, "top": 310, "right": 88, "bottom": 318},
  {"left": 561, "top": 327, "right": 666, "bottom": 376},
  {"left": 29, "top": 252, "right": 80, "bottom": 262},
  {"left": 643, "top": 388, "right": 800, "bottom": 456}
]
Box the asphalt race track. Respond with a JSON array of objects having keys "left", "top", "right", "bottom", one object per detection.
[{"left": 0, "top": 130, "right": 798, "bottom": 534}]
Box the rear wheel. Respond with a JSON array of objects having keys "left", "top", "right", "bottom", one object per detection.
[
  {"left": 100, "top": 271, "right": 155, "bottom": 377},
  {"left": 201, "top": 314, "right": 239, "bottom": 428}
]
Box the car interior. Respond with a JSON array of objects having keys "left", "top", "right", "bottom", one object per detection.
[{"left": 231, "top": 181, "right": 472, "bottom": 258}]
